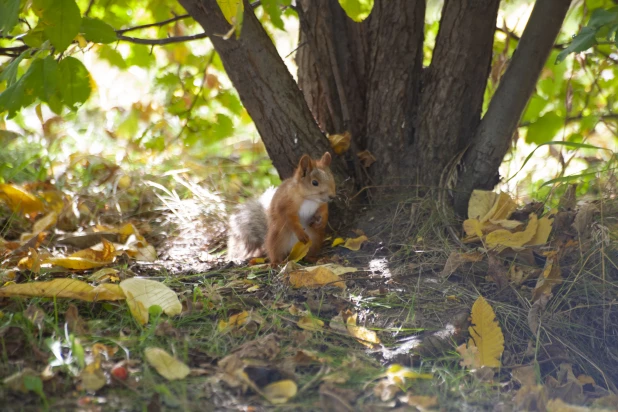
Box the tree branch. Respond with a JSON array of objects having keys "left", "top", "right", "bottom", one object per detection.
[
  {"left": 116, "top": 14, "right": 191, "bottom": 35},
  {"left": 116, "top": 32, "right": 208, "bottom": 45},
  {"left": 453, "top": 0, "right": 573, "bottom": 215},
  {"left": 178, "top": 0, "right": 338, "bottom": 179}
]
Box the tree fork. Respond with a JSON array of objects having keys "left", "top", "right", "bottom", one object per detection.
[
  {"left": 453, "top": 0, "right": 573, "bottom": 215},
  {"left": 178, "top": 0, "right": 341, "bottom": 179}
]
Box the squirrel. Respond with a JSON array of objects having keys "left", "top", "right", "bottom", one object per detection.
[{"left": 227, "top": 152, "right": 336, "bottom": 264}]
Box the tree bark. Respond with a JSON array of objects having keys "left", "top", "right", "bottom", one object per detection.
[
  {"left": 178, "top": 0, "right": 340, "bottom": 179},
  {"left": 413, "top": 0, "right": 500, "bottom": 187},
  {"left": 453, "top": 0, "right": 573, "bottom": 215}
]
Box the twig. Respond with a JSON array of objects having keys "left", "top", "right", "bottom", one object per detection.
[
  {"left": 116, "top": 32, "right": 208, "bottom": 45},
  {"left": 116, "top": 14, "right": 191, "bottom": 35},
  {"left": 84, "top": 0, "right": 95, "bottom": 17}
]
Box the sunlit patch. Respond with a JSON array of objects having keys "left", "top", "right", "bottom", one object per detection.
[{"left": 369, "top": 258, "right": 391, "bottom": 278}]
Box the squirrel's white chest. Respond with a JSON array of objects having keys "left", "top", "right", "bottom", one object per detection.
[{"left": 298, "top": 200, "right": 320, "bottom": 225}]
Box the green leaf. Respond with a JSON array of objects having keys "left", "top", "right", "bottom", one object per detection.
[
  {"left": 262, "top": 0, "right": 287, "bottom": 30},
  {"left": 126, "top": 45, "right": 155, "bottom": 68},
  {"left": 338, "top": 0, "right": 374, "bottom": 22},
  {"left": 0, "top": 0, "right": 20, "bottom": 33},
  {"left": 216, "top": 0, "right": 243, "bottom": 25},
  {"left": 556, "top": 27, "right": 597, "bottom": 64},
  {"left": 212, "top": 113, "right": 234, "bottom": 140},
  {"left": 23, "top": 375, "right": 44, "bottom": 395},
  {"left": 540, "top": 168, "right": 616, "bottom": 187},
  {"left": 81, "top": 17, "right": 117, "bottom": 44},
  {"left": 0, "top": 51, "right": 28, "bottom": 86},
  {"left": 34, "top": 0, "right": 81, "bottom": 52},
  {"left": 0, "top": 80, "right": 28, "bottom": 118},
  {"left": 22, "top": 27, "right": 46, "bottom": 48},
  {"left": 588, "top": 7, "right": 618, "bottom": 29},
  {"left": 98, "top": 45, "right": 127, "bottom": 69},
  {"left": 40, "top": 56, "right": 62, "bottom": 113},
  {"left": 525, "top": 112, "right": 564, "bottom": 144},
  {"left": 58, "top": 57, "right": 92, "bottom": 110}
]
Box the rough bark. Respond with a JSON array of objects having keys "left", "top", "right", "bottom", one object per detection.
[
  {"left": 453, "top": 0, "right": 573, "bottom": 215},
  {"left": 413, "top": 0, "right": 500, "bottom": 186},
  {"left": 178, "top": 0, "right": 339, "bottom": 179}
]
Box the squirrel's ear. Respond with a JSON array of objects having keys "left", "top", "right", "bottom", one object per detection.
[
  {"left": 298, "top": 154, "right": 313, "bottom": 177},
  {"left": 320, "top": 152, "right": 332, "bottom": 167}
]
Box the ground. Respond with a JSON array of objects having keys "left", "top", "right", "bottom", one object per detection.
[{"left": 0, "top": 169, "right": 618, "bottom": 412}]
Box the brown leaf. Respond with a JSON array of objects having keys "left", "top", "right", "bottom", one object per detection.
[
  {"left": 441, "top": 251, "right": 484, "bottom": 277},
  {"left": 512, "top": 365, "right": 537, "bottom": 387},
  {"left": 357, "top": 150, "right": 376, "bottom": 168},
  {"left": 532, "top": 255, "right": 562, "bottom": 302},
  {"left": 487, "top": 254, "right": 508, "bottom": 288},
  {"left": 65, "top": 304, "right": 88, "bottom": 334},
  {"left": 528, "top": 293, "right": 550, "bottom": 336}
]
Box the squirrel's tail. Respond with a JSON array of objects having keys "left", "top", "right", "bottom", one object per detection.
[{"left": 227, "top": 189, "right": 275, "bottom": 261}]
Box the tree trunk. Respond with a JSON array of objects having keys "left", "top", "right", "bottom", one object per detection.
[{"left": 179, "top": 0, "right": 572, "bottom": 220}]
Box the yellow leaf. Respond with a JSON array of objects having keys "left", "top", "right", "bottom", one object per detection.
[
  {"left": 327, "top": 131, "right": 351, "bottom": 155},
  {"left": 31, "top": 211, "right": 58, "bottom": 234},
  {"left": 18, "top": 248, "right": 41, "bottom": 274},
  {"left": 531, "top": 256, "right": 562, "bottom": 302},
  {"left": 43, "top": 257, "right": 111, "bottom": 270},
  {"left": 218, "top": 310, "right": 249, "bottom": 332},
  {"left": 88, "top": 268, "right": 119, "bottom": 283},
  {"left": 80, "top": 361, "right": 106, "bottom": 391},
  {"left": 488, "top": 219, "right": 524, "bottom": 230},
  {"left": 342, "top": 235, "right": 368, "bottom": 251},
  {"left": 288, "top": 267, "right": 346, "bottom": 289},
  {"left": 76, "top": 34, "right": 88, "bottom": 48},
  {"left": 0, "top": 278, "right": 125, "bottom": 302},
  {"left": 305, "top": 263, "right": 357, "bottom": 276},
  {"left": 288, "top": 240, "right": 311, "bottom": 262},
  {"left": 119, "top": 278, "right": 182, "bottom": 325},
  {"left": 346, "top": 312, "right": 380, "bottom": 348},
  {"left": 0, "top": 184, "right": 46, "bottom": 216},
  {"left": 467, "top": 296, "right": 504, "bottom": 368},
  {"left": 331, "top": 237, "right": 345, "bottom": 247},
  {"left": 117, "top": 175, "right": 131, "bottom": 190},
  {"left": 526, "top": 214, "right": 554, "bottom": 246},
  {"left": 385, "top": 364, "right": 433, "bottom": 383},
  {"left": 216, "top": 0, "right": 243, "bottom": 24},
  {"left": 71, "top": 238, "right": 117, "bottom": 261},
  {"left": 468, "top": 190, "right": 498, "bottom": 220},
  {"left": 483, "top": 192, "right": 517, "bottom": 222},
  {"left": 486, "top": 214, "right": 538, "bottom": 250},
  {"left": 262, "top": 379, "right": 298, "bottom": 404},
  {"left": 297, "top": 315, "right": 324, "bottom": 331},
  {"left": 463, "top": 219, "right": 484, "bottom": 237},
  {"left": 144, "top": 347, "right": 190, "bottom": 381}
]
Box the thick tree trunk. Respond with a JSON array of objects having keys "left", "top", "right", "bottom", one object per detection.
[{"left": 178, "top": 0, "right": 341, "bottom": 179}]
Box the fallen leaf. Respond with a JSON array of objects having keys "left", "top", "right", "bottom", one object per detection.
[
  {"left": 528, "top": 293, "right": 550, "bottom": 336},
  {"left": 463, "top": 218, "right": 484, "bottom": 238},
  {"left": 0, "top": 278, "right": 125, "bottom": 302},
  {"left": 119, "top": 278, "right": 182, "bottom": 325},
  {"left": 80, "top": 361, "right": 106, "bottom": 391},
  {"left": 288, "top": 267, "right": 346, "bottom": 289},
  {"left": 2, "top": 368, "right": 41, "bottom": 393},
  {"left": 65, "top": 304, "right": 88, "bottom": 334},
  {"left": 484, "top": 192, "right": 517, "bottom": 222},
  {"left": 512, "top": 365, "right": 537, "bottom": 387},
  {"left": 262, "top": 379, "right": 298, "bottom": 404},
  {"left": 327, "top": 131, "right": 351, "bottom": 155},
  {"left": 384, "top": 364, "right": 432, "bottom": 383},
  {"left": 441, "top": 251, "right": 484, "bottom": 277},
  {"left": 304, "top": 263, "right": 357, "bottom": 276},
  {"left": 466, "top": 296, "right": 504, "bottom": 368},
  {"left": 357, "top": 150, "right": 376, "bottom": 168},
  {"left": 288, "top": 240, "right": 311, "bottom": 262},
  {"left": 342, "top": 235, "right": 368, "bottom": 251},
  {"left": 486, "top": 214, "right": 538, "bottom": 250},
  {"left": 331, "top": 237, "right": 345, "bottom": 247},
  {"left": 456, "top": 343, "right": 479, "bottom": 368},
  {"left": 88, "top": 268, "right": 120, "bottom": 283},
  {"left": 30, "top": 211, "right": 58, "bottom": 235},
  {"left": 406, "top": 394, "right": 438, "bottom": 410},
  {"left": 468, "top": 190, "right": 499, "bottom": 220},
  {"left": 218, "top": 310, "right": 250, "bottom": 332},
  {"left": 0, "top": 184, "right": 46, "bottom": 216},
  {"left": 527, "top": 214, "right": 554, "bottom": 246},
  {"left": 297, "top": 316, "right": 324, "bottom": 331},
  {"left": 144, "top": 347, "right": 190, "bottom": 381},
  {"left": 532, "top": 256, "right": 562, "bottom": 302},
  {"left": 24, "top": 304, "right": 45, "bottom": 330},
  {"left": 346, "top": 312, "right": 380, "bottom": 348},
  {"left": 18, "top": 248, "right": 41, "bottom": 274}
]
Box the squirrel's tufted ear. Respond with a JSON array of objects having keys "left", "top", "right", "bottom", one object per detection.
[
  {"left": 319, "top": 152, "right": 332, "bottom": 167},
  {"left": 298, "top": 154, "right": 313, "bottom": 177}
]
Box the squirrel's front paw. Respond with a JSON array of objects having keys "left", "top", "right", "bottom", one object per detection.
[{"left": 297, "top": 231, "right": 310, "bottom": 244}]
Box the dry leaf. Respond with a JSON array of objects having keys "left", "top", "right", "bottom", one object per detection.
[
  {"left": 0, "top": 278, "right": 125, "bottom": 302},
  {"left": 484, "top": 192, "right": 517, "bottom": 222},
  {"left": 468, "top": 190, "right": 499, "bottom": 220},
  {"left": 18, "top": 248, "right": 41, "bottom": 274},
  {"left": 441, "top": 251, "right": 484, "bottom": 277},
  {"left": 467, "top": 296, "right": 504, "bottom": 368},
  {"left": 456, "top": 343, "right": 479, "bottom": 368},
  {"left": 297, "top": 316, "right": 324, "bottom": 331},
  {"left": 342, "top": 235, "right": 368, "bottom": 251},
  {"left": 262, "top": 379, "right": 298, "bottom": 404},
  {"left": 0, "top": 184, "right": 46, "bottom": 216},
  {"left": 406, "top": 394, "right": 438, "bottom": 410},
  {"left": 304, "top": 263, "right": 357, "bottom": 276},
  {"left": 357, "top": 150, "right": 376, "bottom": 168},
  {"left": 218, "top": 310, "right": 250, "bottom": 332},
  {"left": 80, "top": 361, "right": 106, "bottom": 391},
  {"left": 144, "top": 347, "right": 190, "bottom": 381},
  {"left": 327, "top": 131, "right": 351, "bottom": 155},
  {"left": 31, "top": 211, "right": 58, "bottom": 234},
  {"left": 331, "top": 237, "right": 345, "bottom": 247},
  {"left": 486, "top": 214, "right": 538, "bottom": 250},
  {"left": 288, "top": 240, "right": 311, "bottom": 262},
  {"left": 528, "top": 292, "right": 550, "bottom": 336},
  {"left": 288, "top": 267, "right": 346, "bottom": 289},
  {"left": 463, "top": 218, "right": 484, "bottom": 238},
  {"left": 512, "top": 365, "right": 537, "bottom": 387},
  {"left": 119, "top": 278, "right": 182, "bottom": 325},
  {"left": 527, "top": 214, "right": 554, "bottom": 246},
  {"left": 346, "top": 312, "right": 380, "bottom": 348},
  {"left": 532, "top": 256, "right": 562, "bottom": 302},
  {"left": 88, "top": 268, "right": 120, "bottom": 283}
]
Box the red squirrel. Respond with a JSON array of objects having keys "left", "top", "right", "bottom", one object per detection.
[{"left": 227, "top": 152, "right": 336, "bottom": 264}]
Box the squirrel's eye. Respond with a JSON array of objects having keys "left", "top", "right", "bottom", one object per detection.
[{"left": 312, "top": 180, "right": 319, "bottom": 186}]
